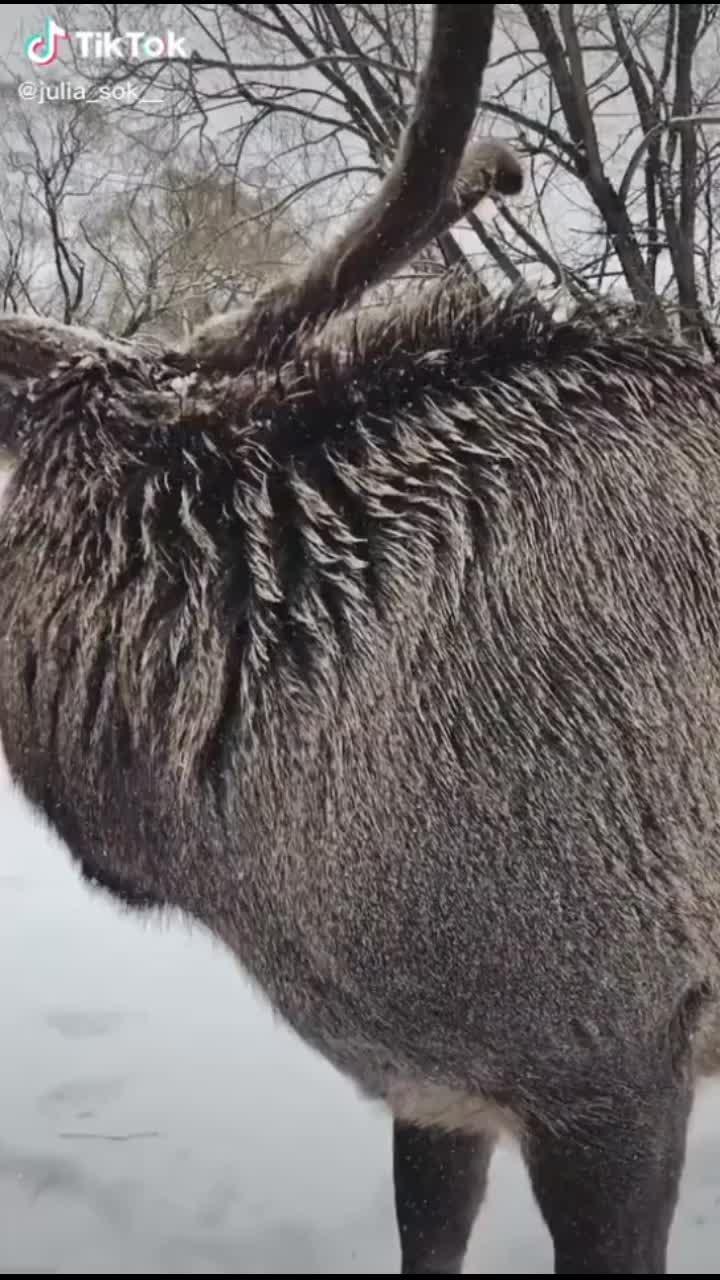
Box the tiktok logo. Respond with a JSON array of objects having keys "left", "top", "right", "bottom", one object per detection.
[
  {"left": 23, "top": 17, "right": 188, "bottom": 66},
  {"left": 25, "top": 17, "right": 69, "bottom": 66}
]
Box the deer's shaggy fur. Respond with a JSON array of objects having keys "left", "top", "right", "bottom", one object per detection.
[{"left": 2, "top": 280, "right": 720, "bottom": 1151}]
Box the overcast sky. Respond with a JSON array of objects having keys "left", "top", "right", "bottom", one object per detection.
[{"left": 3, "top": 4, "right": 44, "bottom": 70}]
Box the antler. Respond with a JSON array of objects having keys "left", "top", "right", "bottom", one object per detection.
[
  {"left": 0, "top": 3, "right": 522, "bottom": 419},
  {"left": 185, "top": 3, "right": 522, "bottom": 373}
]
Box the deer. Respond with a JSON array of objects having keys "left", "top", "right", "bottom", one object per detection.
[{"left": 2, "top": 2, "right": 720, "bottom": 1271}]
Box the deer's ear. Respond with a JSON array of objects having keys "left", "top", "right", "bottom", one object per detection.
[
  {"left": 0, "top": 316, "right": 83, "bottom": 461},
  {"left": 0, "top": 314, "right": 139, "bottom": 459},
  {"left": 0, "top": 314, "right": 90, "bottom": 380}
]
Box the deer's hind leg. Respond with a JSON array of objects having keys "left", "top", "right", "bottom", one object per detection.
[{"left": 393, "top": 1119, "right": 496, "bottom": 1274}]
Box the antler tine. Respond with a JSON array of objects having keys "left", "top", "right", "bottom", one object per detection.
[
  {"left": 185, "top": 4, "right": 522, "bottom": 374},
  {"left": 319, "top": 3, "right": 515, "bottom": 304}
]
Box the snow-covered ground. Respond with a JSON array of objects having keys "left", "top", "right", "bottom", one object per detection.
[{"left": 2, "top": 753, "right": 720, "bottom": 1274}]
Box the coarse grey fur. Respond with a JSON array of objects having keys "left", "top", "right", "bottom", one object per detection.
[
  {"left": 2, "top": 279, "right": 720, "bottom": 1268},
  {"left": 1, "top": 4, "right": 720, "bottom": 1272}
]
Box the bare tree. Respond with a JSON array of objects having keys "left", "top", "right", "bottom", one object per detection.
[
  {"left": 482, "top": 4, "right": 720, "bottom": 351},
  {"left": 80, "top": 155, "right": 302, "bottom": 340},
  {"left": 0, "top": 94, "right": 111, "bottom": 323},
  {"left": 57, "top": 2, "right": 720, "bottom": 350},
  {"left": 0, "top": 78, "right": 302, "bottom": 338}
]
